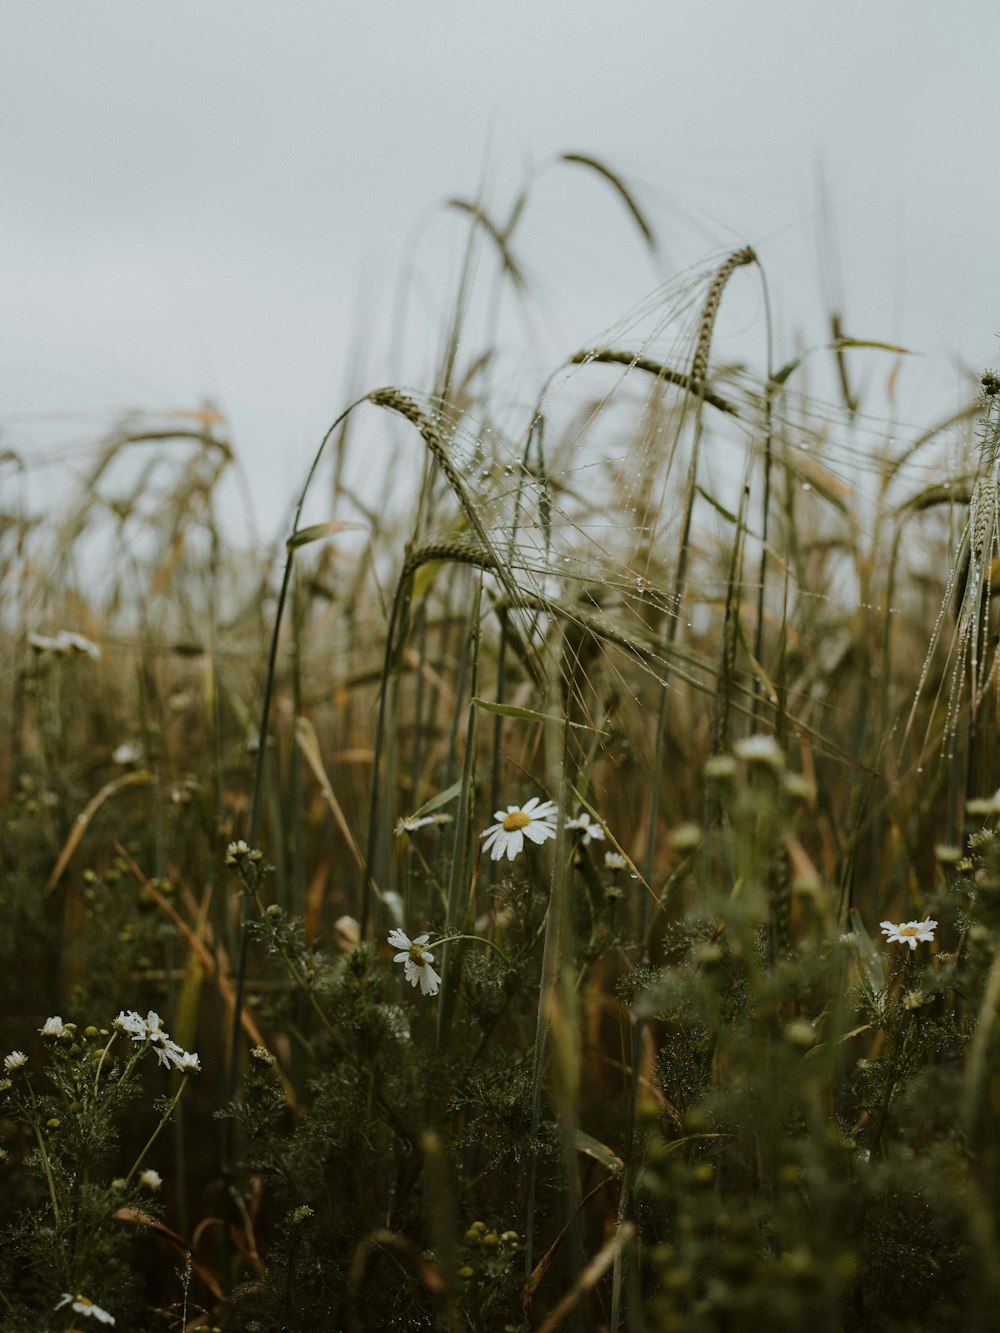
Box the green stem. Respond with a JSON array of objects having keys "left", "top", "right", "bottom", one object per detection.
[
  {"left": 407, "top": 839, "right": 447, "bottom": 914},
  {"left": 32, "top": 1118, "right": 60, "bottom": 1225},
  {"left": 93, "top": 1030, "right": 119, "bottom": 1093},
  {"left": 869, "top": 980, "right": 914, "bottom": 1160},
  {"left": 21, "top": 1079, "right": 61, "bottom": 1223},
  {"left": 428, "top": 932, "right": 512, "bottom": 969},
  {"left": 253, "top": 888, "right": 349, "bottom": 1056},
  {"left": 124, "top": 1075, "right": 191, "bottom": 1186}
]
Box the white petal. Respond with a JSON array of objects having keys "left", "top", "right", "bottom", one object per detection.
[
  {"left": 485, "top": 826, "right": 509, "bottom": 858},
  {"left": 524, "top": 821, "right": 555, "bottom": 844},
  {"left": 419, "top": 964, "right": 441, "bottom": 996}
]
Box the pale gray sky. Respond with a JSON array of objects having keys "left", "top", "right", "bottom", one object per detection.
[{"left": 2, "top": 2, "right": 998, "bottom": 537}]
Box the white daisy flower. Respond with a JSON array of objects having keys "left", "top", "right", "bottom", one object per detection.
[
  {"left": 30, "top": 630, "right": 101, "bottom": 659},
  {"left": 3, "top": 1051, "right": 27, "bottom": 1072},
  {"left": 481, "top": 798, "right": 557, "bottom": 862},
  {"left": 117, "top": 1009, "right": 170, "bottom": 1049},
  {"left": 733, "top": 734, "right": 784, "bottom": 767},
  {"left": 39, "top": 1016, "right": 70, "bottom": 1039},
  {"left": 968, "top": 792, "right": 1000, "bottom": 816},
  {"left": 603, "top": 851, "right": 627, "bottom": 871},
  {"left": 382, "top": 890, "right": 405, "bottom": 927},
  {"left": 394, "top": 813, "right": 437, "bottom": 836},
  {"left": 387, "top": 929, "right": 442, "bottom": 996},
  {"left": 153, "top": 1038, "right": 184, "bottom": 1070},
  {"left": 880, "top": 918, "right": 938, "bottom": 952},
  {"left": 565, "top": 811, "right": 606, "bottom": 846},
  {"left": 139, "top": 1168, "right": 162, "bottom": 1192},
  {"left": 112, "top": 1010, "right": 195, "bottom": 1069},
  {"left": 334, "top": 915, "right": 361, "bottom": 950},
  {"left": 114, "top": 1009, "right": 147, "bottom": 1040},
  {"left": 57, "top": 631, "right": 101, "bottom": 660},
  {"left": 28, "top": 632, "right": 62, "bottom": 653},
  {"left": 55, "top": 1293, "right": 115, "bottom": 1324},
  {"left": 144, "top": 1011, "right": 168, "bottom": 1043}
]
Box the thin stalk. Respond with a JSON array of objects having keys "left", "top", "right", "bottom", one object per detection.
[
  {"left": 750, "top": 263, "right": 777, "bottom": 727},
  {"left": 226, "top": 397, "right": 365, "bottom": 1135},
  {"left": 436, "top": 586, "right": 481, "bottom": 1052},
  {"left": 124, "top": 1075, "right": 192, "bottom": 1186},
  {"left": 524, "top": 717, "right": 569, "bottom": 1277},
  {"left": 32, "top": 1120, "right": 61, "bottom": 1225}
]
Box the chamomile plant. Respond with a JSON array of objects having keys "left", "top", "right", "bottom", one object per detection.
[{"left": 0, "top": 1009, "right": 199, "bottom": 1328}]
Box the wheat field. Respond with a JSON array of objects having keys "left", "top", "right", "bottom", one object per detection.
[{"left": 1, "top": 159, "right": 997, "bottom": 1332}]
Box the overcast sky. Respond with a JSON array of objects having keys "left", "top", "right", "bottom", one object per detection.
[{"left": 3, "top": 2, "right": 999, "bottom": 539}]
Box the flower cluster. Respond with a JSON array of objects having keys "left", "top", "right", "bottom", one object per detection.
[
  {"left": 225, "top": 839, "right": 263, "bottom": 867},
  {"left": 114, "top": 1010, "right": 201, "bottom": 1073}
]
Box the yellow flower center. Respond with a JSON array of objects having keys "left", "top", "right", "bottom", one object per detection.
[
  {"left": 502, "top": 811, "right": 531, "bottom": 832},
  {"left": 898, "top": 925, "right": 922, "bottom": 937},
  {"left": 408, "top": 944, "right": 428, "bottom": 964}
]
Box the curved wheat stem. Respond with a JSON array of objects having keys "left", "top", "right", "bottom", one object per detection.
[
  {"left": 569, "top": 348, "right": 739, "bottom": 417},
  {"left": 690, "top": 246, "right": 757, "bottom": 386}
]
